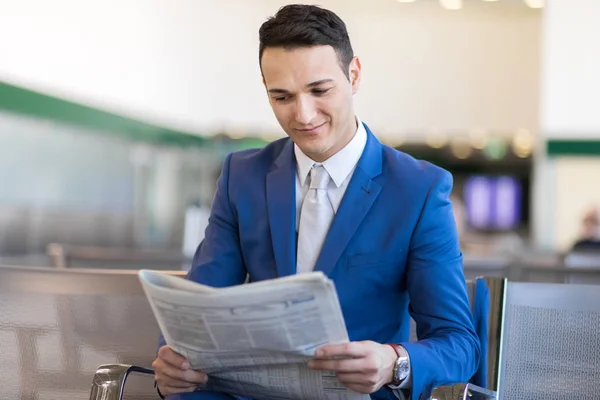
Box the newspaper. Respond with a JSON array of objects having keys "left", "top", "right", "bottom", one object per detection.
[{"left": 138, "top": 270, "right": 370, "bottom": 400}]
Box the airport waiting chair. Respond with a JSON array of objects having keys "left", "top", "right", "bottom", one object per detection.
[
  {"left": 432, "top": 279, "right": 600, "bottom": 399},
  {"left": 0, "top": 265, "right": 184, "bottom": 400}
]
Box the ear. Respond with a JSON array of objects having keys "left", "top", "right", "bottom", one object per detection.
[{"left": 348, "top": 56, "right": 362, "bottom": 95}]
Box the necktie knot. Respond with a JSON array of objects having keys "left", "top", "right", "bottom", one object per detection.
[{"left": 309, "top": 164, "right": 330, "bottom": 190}]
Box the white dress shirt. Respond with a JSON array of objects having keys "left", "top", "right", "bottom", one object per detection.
[{"left": 294, "top": 117, "right": 367, "bottom": 231}]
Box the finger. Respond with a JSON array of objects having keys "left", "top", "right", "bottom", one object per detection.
[
  {"left": 160, "top": 385, "right": 197, "bottom": 396},
  {"left": 157, "top": 376, "right": 198, "bottom": 389},
  {"left": 158, "top": 345, "right": 190, "bottom": 369},
  {"left": 314, "top": 342, "right": 370, "bottom": 359},
  {"left": 153, "top": 358, "right": 208, "bottom": 384},
  {"left": 153, "top": 358, "right": 186, "bottom": 381},
  {"left": 308, "top": 358, "right": 368, "bottom": 373}
]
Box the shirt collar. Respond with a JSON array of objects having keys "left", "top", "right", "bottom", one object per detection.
[{"left": 294, "top": 116, "right": 368, "bottom": 187}]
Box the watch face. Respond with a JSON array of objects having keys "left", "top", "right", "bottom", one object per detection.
[{"left": 396, "top": 359, "right": 410, "bottom": 381}]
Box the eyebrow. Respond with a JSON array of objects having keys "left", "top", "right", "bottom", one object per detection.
[{"left": 268, "top": 79, "right": 334, "bottom": 94}]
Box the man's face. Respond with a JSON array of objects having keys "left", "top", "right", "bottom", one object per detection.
[{"left": 261, "top": 45, "right": 361, "bottom": 162}]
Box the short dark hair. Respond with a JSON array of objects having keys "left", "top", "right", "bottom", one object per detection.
[{"left": 259, "top": 4, "right": 354, "bottom": 80}]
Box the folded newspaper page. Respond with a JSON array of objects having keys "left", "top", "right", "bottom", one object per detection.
[{"left": 138, "top": 270, "right": 369, "bottom": 400}]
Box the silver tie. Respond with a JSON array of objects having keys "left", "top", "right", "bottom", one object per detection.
[{"left": 297, "top": 164, "right": 334, "bottom": 274}]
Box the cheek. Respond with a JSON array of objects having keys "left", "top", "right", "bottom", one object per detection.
[
  {"left": 319, "top": 93, "right": 345, "bottom": 115},
  {"left": 314, "top": 99, "right": 332, "bottom": 119}
]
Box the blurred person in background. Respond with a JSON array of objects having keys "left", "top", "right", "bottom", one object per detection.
[
  {"left": 571, "top": 205, "right": 600, "bottom": 251},
  {"left": 152, "top": 4, "right": 479, "bottom": 400}
]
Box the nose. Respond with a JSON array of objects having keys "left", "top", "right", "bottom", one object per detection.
[{"left": 294, "top": 95, "right": 317, "bottom": 125}]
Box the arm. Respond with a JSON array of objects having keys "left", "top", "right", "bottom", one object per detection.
[
  {"left": 186, "top": 152, "right": 247, "bottom": 287},
  {"left": 400, "top": 169, "right": 481, "bottom": 399}
]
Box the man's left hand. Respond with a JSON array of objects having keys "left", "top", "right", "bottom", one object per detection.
[{"left": 308, "top": 341, "right": 398, "bottom": 394}]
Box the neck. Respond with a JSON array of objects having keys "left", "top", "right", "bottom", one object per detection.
[{"left": 335, "top": 115, "right": 359, "bottom": 152}]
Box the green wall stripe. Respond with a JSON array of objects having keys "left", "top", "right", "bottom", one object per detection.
[
  {"left": 0, "top": 80, "right": 208, "bottom": 147},
  {"left": 547, "top": 139, "right": 600, "bottom": 157}
]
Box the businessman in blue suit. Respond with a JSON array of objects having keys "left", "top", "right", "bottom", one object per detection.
[{"left": 153, "top": 4, "right": 479, "bottom": 400}]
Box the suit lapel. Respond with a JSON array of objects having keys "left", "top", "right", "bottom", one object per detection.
[
  {"left": 266, "top": 140, "right": 297, "bottom": 277},
  {"left": 314, "top": 124, "right": 384, "bottom": 276}
]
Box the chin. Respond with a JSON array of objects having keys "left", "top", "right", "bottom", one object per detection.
[
  {"left": 289, "top": 128, "right": 333, "bottom": 157},
  {"left": 300, "top": 144, "right": 332, "bottom": 160}
]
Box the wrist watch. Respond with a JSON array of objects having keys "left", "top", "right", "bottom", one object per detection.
[{"left": 387, "top": 344, "right": 410, "bottom": 388}]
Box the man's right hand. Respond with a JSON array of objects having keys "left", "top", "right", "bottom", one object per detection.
[{"left": 153, "top": 345, "right": 208, "bottom": 397}]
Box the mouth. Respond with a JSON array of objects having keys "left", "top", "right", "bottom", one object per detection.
[{"left": 294, "top": 122, "right": 327, "bottom": 135}]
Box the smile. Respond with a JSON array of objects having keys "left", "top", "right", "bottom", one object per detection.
[{"left": 295, "top": 122, "right": 327, "bottom": 134}]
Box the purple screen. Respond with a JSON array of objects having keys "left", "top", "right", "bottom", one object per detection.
[{"left": 464, "top": 176, "right": 522, "bottom": 230}]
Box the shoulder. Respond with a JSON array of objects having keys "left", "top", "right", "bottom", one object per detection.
[
  {"left": 380, "top": 144, "right": 453, "bottom": 191},
  {"left": 224, "top": 137, "right": 290, "bottom": 173}
]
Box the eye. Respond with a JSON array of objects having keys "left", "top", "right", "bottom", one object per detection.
[
  {"left": 312, "top": 88, "right": 331, "bottom": 96},
  {"left": 273, "top": 95, "right": 291, "bottom": 103}
]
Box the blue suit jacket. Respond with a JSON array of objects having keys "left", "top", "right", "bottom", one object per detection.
[{"left": 179, "top": 123, "right": 480, "bottom": 400}]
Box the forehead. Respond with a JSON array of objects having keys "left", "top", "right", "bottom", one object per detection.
[{"left": 261, "top": 45, "right": 344, "bottom": 87}]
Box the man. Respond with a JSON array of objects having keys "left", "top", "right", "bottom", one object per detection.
[
  {"left": 153, "top": 4, "right": 480, "bottom": 400},
  {"left": 572, "top": 206, "right": 600, "bottom": 251}
]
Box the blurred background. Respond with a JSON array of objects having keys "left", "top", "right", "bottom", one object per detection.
[{"left": 0, "top": 0, "right": 598, "bottom": 273}]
